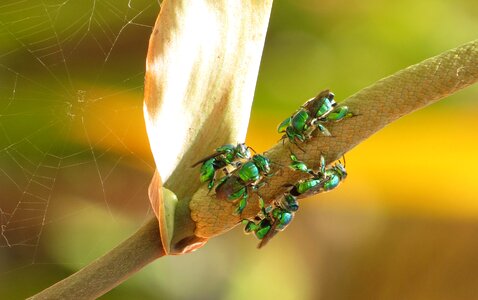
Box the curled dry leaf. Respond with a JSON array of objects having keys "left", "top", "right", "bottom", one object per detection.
[
  {"left": 148, "top": 171, "right": 178, "bottom": 254},
  {"left": 143, "top": 0, "right": 273, "bottom": 254}
]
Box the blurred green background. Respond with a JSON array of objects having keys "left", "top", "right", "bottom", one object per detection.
[{"left": 1, "top": 0, "right": 478, "bottom": 299}]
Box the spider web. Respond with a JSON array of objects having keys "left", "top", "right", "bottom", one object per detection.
[{"left": 0, "top": 0, "right": 160, "bottom": 273}]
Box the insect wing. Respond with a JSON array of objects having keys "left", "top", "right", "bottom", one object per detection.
[
  {"left": 257, "top": 219, "right": 279, "bottom": 249},
  {"left": 277, "top": 117, "right": 291, "bottom": 133},
  {"left": 316, "top": 89, "right": 331, "bottom": 100},
  {"left": 215, "top": 176, "right": 243, "bottom": 201},
  {"left": 191, "top": 152, "right": 223, "bottom": 167}
]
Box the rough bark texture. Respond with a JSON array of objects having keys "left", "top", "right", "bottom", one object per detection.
[{"left": 190, "top": 39, "right": 478, "bottom": 238}]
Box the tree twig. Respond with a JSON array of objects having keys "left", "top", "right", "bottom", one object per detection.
[
  {"left": 30, "top": 218, "right": 164, "bottom": 299},
  {"left": 190, "top": 39, "right": 478, "bottom": 238}
]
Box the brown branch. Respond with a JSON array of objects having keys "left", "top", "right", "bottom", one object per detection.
[
  {"left": 29, "top": 218, "right": 164, "bottom": 299},
  {"left": 190, "top": 39, "right": 478, "bottom": 238}
]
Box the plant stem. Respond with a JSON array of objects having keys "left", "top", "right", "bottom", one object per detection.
[
  {"left": 190, "top": 39, "right": 478, "bottom": 238},
  {"left": 29, "top": 218, "right": 163, "bottom": 299}
]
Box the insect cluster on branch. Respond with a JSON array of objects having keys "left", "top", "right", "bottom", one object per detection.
[{"left": 192, "top": 90, "right": 353, "bottom": 248}]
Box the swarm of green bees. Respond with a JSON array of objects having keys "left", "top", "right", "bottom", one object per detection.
[{"left": 192, "top": 90, "right": 352, "bottom": 248}]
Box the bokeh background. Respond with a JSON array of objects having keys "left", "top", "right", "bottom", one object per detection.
[{"left": 1, "top": 0, "right": 478, "bottom": 299}]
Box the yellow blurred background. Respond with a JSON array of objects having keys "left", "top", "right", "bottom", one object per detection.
[{"left": 1, "top": 0, "right": 478, "bottom": 299}]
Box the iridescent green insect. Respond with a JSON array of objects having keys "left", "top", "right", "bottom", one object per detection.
[
  {"left": 325, "top": 105, "right": 353, "bottom": 122},
  {"left": 302, "top": 90, "right": 336, "bottom": 120},
  {"left": 278, "top": 109, "right": 312, "bottom": 145},
  {"left": 257, "top": 206, "right": 294, "bottom": 248},
  {"left": 287, "top": 155, "right": 347, "bottom": 197},
  {"left": 278, "top": 90, "right": 336, "bottom": 143},
  {"left": 243, "top": 195, "right": 297, "bottom": 248},
  {"left": 278, "top": 90, "right": 353, "bottom": 145},
  {"left": 278, "top": 109, "right": 314, "bottom": 147},
  {"left": 244, "top": 155, "right": 348, "bottom": 248},
  {"left": 244, "top": 218, "right": 272, "bottom": 240},
  {"left": 289, "top": 153, "right": 311, "bottom": 173},
  {"left": 304, "top": 91, "right": 354, "bottom": 136},
  {"left": 192, "top": 143, "right": 252, "bottom": 190},
  {"left": 322, "top": 161, "right": 347, "bottom": 191},
  {"left": 215, "top": 154, "right": 271, "bottom": 215},
  {"left": 279, "top": 193, "right": 299, "bottom": 212}
]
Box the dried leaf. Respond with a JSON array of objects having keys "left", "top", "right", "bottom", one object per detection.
[
  {"left": 148, "top": 172, "right": 178, "bottom": 254},
  {"left": 143, "top": 0, "right": 273, "bottom": 253}
]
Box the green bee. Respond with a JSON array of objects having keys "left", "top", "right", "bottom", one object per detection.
[
  {"left": 278, "top": 90, "right": 353, "bottom": 146},
  {"left": 325, "top": 105, "right": 353, "bottom": 122},
  {"left": 215, "top": 154, "right": 272, "bottom": 215},
  {"left": 289, "top": 153, "right": 312, "bottom": 173},
  {"left": 278, "top": 90, "right": 336, "bottom": 142},
  {"left": 259, "top": 206, "right": 294, "bottom": 248},
  {"left": 243, "top": 154, "right": 348, "bottom": 248},
  {"left": 279, "top": 193, "right": 300, "bottom": 212},
  {"left": 243, "top": 195, "right": 297, "bottom": 248},
  {"left": 287, "top": 155, "right": 347, "bottom": 197},
  {"left": 192, "top": 143, "right": 252, "bottom": 190}
]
